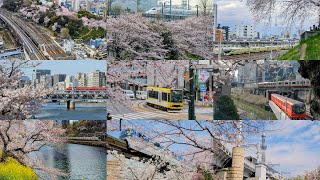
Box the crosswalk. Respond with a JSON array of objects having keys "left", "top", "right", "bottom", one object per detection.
[{"left": 110, "top": 112, "right": 163, "bottom": 120}]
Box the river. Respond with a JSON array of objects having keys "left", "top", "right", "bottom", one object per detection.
[
  {"left": 34, "top": 102, "right": 106, "bottom": 120},
  {"left": 31, "top": 143, "right": 106, "bottom": 180}
]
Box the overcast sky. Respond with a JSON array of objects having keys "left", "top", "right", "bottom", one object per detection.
[{"left": 167, "top": 0, "right": 317, "bottom": 36}]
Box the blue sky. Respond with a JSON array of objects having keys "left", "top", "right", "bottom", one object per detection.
[
  {"left": 22, "top": 60, "right": 106, "bottom": 78},
  {"left": 108, "top": 120, "right": 320, "bottom": 177}
]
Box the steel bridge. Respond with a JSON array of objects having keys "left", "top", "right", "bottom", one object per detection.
[{"left": 45, "top": 90, "right": 108, "bottom": 101}]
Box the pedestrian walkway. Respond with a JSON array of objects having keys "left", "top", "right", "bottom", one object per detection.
[{"left": 110, "top": 112, "right": 162, "bottom": 120}]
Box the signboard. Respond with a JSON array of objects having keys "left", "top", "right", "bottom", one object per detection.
[
  {"left": 198, "top": 69, "right": 210, "bottom": 83},
  {"left": 200, "top": 84, "right": 207, "bottom": 92}
]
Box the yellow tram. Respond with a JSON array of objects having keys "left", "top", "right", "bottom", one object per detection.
[{"left": 146, "top": 86, "right": 184, "bottom": 111}]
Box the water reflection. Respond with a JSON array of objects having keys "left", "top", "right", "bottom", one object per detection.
[
  {"left": 35, "top": 102, "right": 106, "bottom": 120},
  {"left": 31, "top": 143, "right": 106, "bottom": 180}
]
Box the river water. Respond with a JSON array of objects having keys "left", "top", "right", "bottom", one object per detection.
[
  {"left": 34, "top": 102, "right": 106, "bottom": 120},
  {"left": 31, "top": 143, "right": 106, "bottom": 180}
]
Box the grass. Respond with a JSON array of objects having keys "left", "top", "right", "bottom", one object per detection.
[
  {"left": 278, "top": 32, "right": 320, "bottom": 60},
  {"left": 232, "top": 97, "right": 276, "bottom": 120},
  {"left": 0, "top": 152, "right": 38, "bottom": 180},
  {"left": 277, "top": 44, "right": 301, "bottom": 60},
  {"left": 73, "top": 27, "right": 106, "bottom": 41}
]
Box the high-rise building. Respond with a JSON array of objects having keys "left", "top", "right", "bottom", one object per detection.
[
  {"left": 32, "top": 69, "right": 51, "bottom": 86},
  {"left": 65, "top": 75, "right": 79, "bottom": 88},
  {"left": 232, "top": 25, "right": 259, "bottom": 40},
  {"left": 76, "top": 72, "right": 87, "bottom": 87},
  {"left": 87, "top": 70, "right": 106, "bottom": 87},
  {"left": 53, "top": 74, "right": 66, "bottom": 86},
  {"left": 221, "top": 25, "right": 230, "bottom": 41},
  {"left": 212, "top": 3, "right": 217, "bottom": 41}
]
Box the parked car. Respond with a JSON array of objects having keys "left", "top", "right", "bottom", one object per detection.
[
  {"left": 136, "top": 91, "right": 147, "bottom": 100},
  {"left": 122, "top": 90, "right": 135, "bottom": 100}
]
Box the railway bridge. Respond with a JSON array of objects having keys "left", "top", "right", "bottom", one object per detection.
[{"left": 45, "top": 90, "right": 108, "bottom": 109}]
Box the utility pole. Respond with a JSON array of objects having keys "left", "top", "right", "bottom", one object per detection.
[
  {"left": 188, "top": 61, "right": 195, "bottom": 120},
  {"left": 169, "top": 0, "right": 172, "bottom": 21}
]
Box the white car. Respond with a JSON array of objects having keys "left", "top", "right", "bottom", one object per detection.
[
  {"left": 122, "top": 90, "right": 135, "bottom": 100},
  {"left": 136, "top": 91, "right": 147, "bottom": 100}
]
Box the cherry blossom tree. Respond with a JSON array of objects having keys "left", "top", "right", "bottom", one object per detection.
[
  {"left": 0, "top": 120, "right": 67, "bottom": 177},
  {"left": 105, "top": 13, "right": 168, "bottom": 60},
  {"left": 304, "top": 166, "right": 320, "bottom": 180},
  {"left": 107, "top": 119, "right": 274, "bottom": 177},
  {"left": 166, "top": 16, "right": 214, "bottom": 60},
  {"left": 246, "top": 0, "right": 319, "bottom": 27},
  {"left": 0, "top": 60, "right": 50, "bottom": 120}
]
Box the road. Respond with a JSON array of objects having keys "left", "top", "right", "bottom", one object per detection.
[
  {"left": 107, "top": 100, "right": 213, "bottom": 120},
  {"left": 0, "top": 9, "right": 75, "bottom": 60}
]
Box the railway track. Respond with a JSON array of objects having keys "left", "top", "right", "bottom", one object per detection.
[
  {"left": 133, "top": 101, "right": 213, "bottom": 120},
  {"left": 215, "top": 50, "right": 285, "bottom": 60}
]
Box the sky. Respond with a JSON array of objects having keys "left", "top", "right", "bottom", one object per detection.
[
  {"left": 22, "top": 60, "right": 106, "bottom": 78},
  {"left": 168, "top": 0, "right": 317, "bottom": 36},
  {"left": 108, "top": 120, "right": 320, "bottom": 178}
]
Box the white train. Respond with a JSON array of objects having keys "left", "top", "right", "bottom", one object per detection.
[{"left": 145, "top": 7, "right": 196, "bottom": 16}]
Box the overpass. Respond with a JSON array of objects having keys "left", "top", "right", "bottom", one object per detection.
[
  {"left": 106, "top": 134, "right": 282, "bottom": 179},
  {"left": 0, "top": 9, "right": 75, "bottom": 60}
]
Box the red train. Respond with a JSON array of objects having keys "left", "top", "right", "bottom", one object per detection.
[
  {"left": 65, "top": 87, "right": 107, "bottom": 91},
  {"left": 271, "top": 94, "right": 306, "bottom": 119}
]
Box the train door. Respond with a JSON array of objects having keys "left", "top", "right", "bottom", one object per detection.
[{"left": 158, "top": 91, "right": 162, "bottom": 103}]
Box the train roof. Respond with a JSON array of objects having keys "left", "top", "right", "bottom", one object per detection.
[{"left": 271, "top": 94, "right": 304, "bottom": 105}]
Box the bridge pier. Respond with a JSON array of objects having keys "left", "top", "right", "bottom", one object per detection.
[{"left": 67, "top": 100, "right": 75, "bottom": 110}]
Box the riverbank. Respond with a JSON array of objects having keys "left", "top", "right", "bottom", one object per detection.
[
  {"left": 232, "top": 98, "right": 276, "bottom": 120},
  {"left": 68, "top": 140, "right": 106, "bottom": 148}
]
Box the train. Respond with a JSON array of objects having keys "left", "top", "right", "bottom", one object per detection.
[
  {"left": 145, "top": 7, "right": 196, "bottom": 16},
  {"left": 270, "top": 94, "right": 306, "bottom": 119},
  {"left": 119, "top": 128, "right": 184, "bottom": 161},
  {"left": 258, "top": 80, "right": 311, "bottom": 88},
  {"left": 65, "top": 87, "right": 107, "bottom": 91},
  {"left": 146, "top": 86, "right": 184, "bottom": 111}
]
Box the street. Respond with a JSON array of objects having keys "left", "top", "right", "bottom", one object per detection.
[{"left": 107, "top": 100, "right": 213, "bottom": 120}]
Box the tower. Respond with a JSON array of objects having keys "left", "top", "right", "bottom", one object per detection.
[{"left": 260, "top": 133, "right": 267, "bottom": 164}]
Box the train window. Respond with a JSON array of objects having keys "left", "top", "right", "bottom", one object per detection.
[
  {"left": 171, "top": 90, "right": 183, "bottom": 103},
  {"left": 148, "top": 90, "right": 158, "bottom": 99},
  {"left": 292, "top": 103, "right": 306, "bottom": 114},
  {"left": 162, "top": 92, "right": 168, "bottom": 101}
]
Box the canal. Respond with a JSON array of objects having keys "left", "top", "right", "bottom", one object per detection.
[
  {"left": 232, "top": 98, "right": 277, "bottom": 120},
  {"left": 35, "top": 102, "right": 106, "bottom": 120},
  {"left": 31, "top": 143, "right": 106, "bottom": 180}
]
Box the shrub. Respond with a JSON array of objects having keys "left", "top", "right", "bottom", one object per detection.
[
  {"left": 214, "top": 95, "right": 240, "bottom": 120},
  {"left": 0, "top": 152, "right": 38, "bottom": 180}
]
